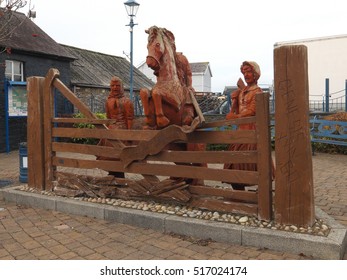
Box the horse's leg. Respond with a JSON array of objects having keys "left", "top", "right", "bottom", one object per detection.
[
  {"left": 152, "top": 89, "right": 170, "bottom": 128},
  {"left": 140, "top": 88, "right": 156, "bottom": 128}
]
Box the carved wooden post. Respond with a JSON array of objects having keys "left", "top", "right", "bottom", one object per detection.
[
  {"left": 255, "top": 92, "right": 272, "bottom": 221},
  {"left": 274, "top": 45, "right": 315, "bottom": 226},
  {"left": 27, "top": 77, "right": 45, "bottom": 189}
]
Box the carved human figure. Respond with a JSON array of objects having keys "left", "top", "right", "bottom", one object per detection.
[
  {"left": 176, "top": 51, "right": 196, "bottom": 125},
  {"left": 166, "top": 29, "right": 196, "bottom": 125},
  {"left": 224, "top": 61, "right": 274, "bottom": 190},
  {"left": 98, "top": 76, "right": 134, "bottom": 178},
  {"left": 106, "top": 76, "right": 134, "bottom": 130}
]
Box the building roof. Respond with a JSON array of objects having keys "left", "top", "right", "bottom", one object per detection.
[
  {"left": 138, "top": 61, "right": 212, "bottom": 75},
  {"left": 274, "top": 34, "right": 347, "bottom": 47},
  {"left": 0, "top": 9, "right": 74, "bottom": 60},
  {"left": 223, "top": 86, "right": 238, "bottom": 96},
  {"left": 190, "top": 62, "right": 212, "bottom": 77},
  {"left": 62, "top": 45, "right": 154, "bottom": 90}
]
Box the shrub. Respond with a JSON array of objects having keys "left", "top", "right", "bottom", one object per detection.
[{"left": 72, "top": 112, "right": 106, "bottom": 145}]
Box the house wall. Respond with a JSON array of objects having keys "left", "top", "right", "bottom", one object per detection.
[
  {"left": 138, "top": 62, "right": 213, "bottom": 93},
  {"left": 274, "top": 35, "right": 347, "bottom": 102},
  {"left": 73, "top": 86, "right": 108, "bottom": 114},
  {"left": 192, "top": 71, "right": 211, "bottom": 92},
  {"left": 203, "top": 70, "right": 212, "bottom": 92},
  {"left": 72, "top": 86, "right": 140, "bottom": 115},
  {"left": 137, "top": 62, "right": 156, "bottom": 83},
  {"left": 192, "top": 74, "right": 203, "bottom": 92},
  {"left": 0, "top": 52, "right": 71, "bottom": 152}
]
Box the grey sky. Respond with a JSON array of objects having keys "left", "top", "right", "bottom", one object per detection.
[{"left": 20, "top": 0, "right": 347, "bottom": 92}]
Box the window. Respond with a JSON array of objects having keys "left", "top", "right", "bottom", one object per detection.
[{"left": 5, "top": 60, "right": 24, "bottom": 81}]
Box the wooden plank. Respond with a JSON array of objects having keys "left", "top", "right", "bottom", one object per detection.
[
  {"left": 120, "top": 125, "right": 189, "bottom": 167},
  {"left": 52, "top": 118, "right": 117, "bottom": 125},
  {"left": 52, "top": 127, "right": 155, "bottom": 141},
  {"left": 189, "top": 90, "right": 206, "bottom": 125},
  {"left": 274, "top": 45, "right": 315, "bottom": 226},
  {"left": 52, "top": 142, "right": 121, "bottom": 158},
  {"left": 188, "top": 185, "right": 258, "bottom": 203},
  {"left": 52, "top": 184, "right": 85, "bottom": 197},
  {"left": 52, "top": 127, "right": 257, "bottom": 144},
  {"left": 159, "top": 189, "right": 191, "bottom": 203},
  {"left": 141, "top": 174, "right": 160, "bottom": 185},
  {"left": 255, "top": 93, "right": 272, "bottom": 221},
  {"left": 43, "top": 69, "right": 59, "bottom": 190},
  {"left": 127, "top": 162, "right": 258, "bottom": 185},
  {"left": 188, "top": 130, "right": 257, "bottom": 144},
  {"left": 53, "top": 78, "right": 96, "bottom": 119},
  {"left": 151, "top": 180, "right": 188, "bottom": 196},
  {"left": 144, "top": 178, "right": 176, "bottom": 193},
  {"left": 147, "top": 150, "right": 258, "bottom": 164},
  {"left": 189, "top": 197, "right": 258, "bottom": 216},
  {"left": 127, "top": 181, "right": 149, "bottom": 194},
  {"left": 27, "top": 76, "right": 45, "bottom": 189},
  {"left": 52, "top": 157, "right": 259, "bottom": 185},
  {"left": 198, "top": 116, "right": 256, "bottom": 129}
]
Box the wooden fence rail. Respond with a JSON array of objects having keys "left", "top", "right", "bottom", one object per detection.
[{"left": 27, "top": 68, "right": 273, "bottom": 220}]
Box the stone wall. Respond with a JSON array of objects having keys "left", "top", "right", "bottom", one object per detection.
[{"left": 73, "top": 87, "right": 108, "bottom": 114}]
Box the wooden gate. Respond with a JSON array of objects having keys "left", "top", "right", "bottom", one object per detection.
[{"left": 27, "top": 68, "right": 273, "bottom": 221}]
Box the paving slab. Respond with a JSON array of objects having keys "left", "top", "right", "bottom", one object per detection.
[
  {"left": 1, "top": 186, "right": 346, "bottom": 259},
  {"left": 1, "top": 151, "right": 346, "bottom": 260}
]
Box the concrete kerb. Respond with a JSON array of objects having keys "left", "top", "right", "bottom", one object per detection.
[
  {"left": 165, "top": 215, "right": 243, "bottom": 244},
  {"left": 1, "top": 186, "right": 346, "bottom": 260}
]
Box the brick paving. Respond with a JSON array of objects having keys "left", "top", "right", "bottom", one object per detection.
[{"left": 0, "top": 150, "right": 346, "bottom": 260}]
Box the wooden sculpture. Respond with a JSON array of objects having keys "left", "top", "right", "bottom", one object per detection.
[{"left": 140, "top": 26, "right": 203, "bottom": 129}]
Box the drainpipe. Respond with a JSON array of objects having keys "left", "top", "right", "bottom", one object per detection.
[{"left": 325, "top": 78, "right": 329, "bottom": 113}]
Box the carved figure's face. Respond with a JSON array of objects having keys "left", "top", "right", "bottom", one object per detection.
[
  {"left": 241, "top": 65, "right": 256, "bottom": 86},
  {"left": 110, "top": 80, "right": 122, "bottom": 97}
]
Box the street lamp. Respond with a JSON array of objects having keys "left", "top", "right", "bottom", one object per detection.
[{"left": 124, "top": 0, "right": 140, "bottom": 114}]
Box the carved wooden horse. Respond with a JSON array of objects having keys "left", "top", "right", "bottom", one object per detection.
[
  {"left": 140, "top": 26, "right": 200, "bottom": 128},
  {"left": 122, "top": 26, "right": 206, "bottom": 185}
]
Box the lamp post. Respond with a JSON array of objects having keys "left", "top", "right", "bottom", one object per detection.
[{"left": 124, "top": 0, "right": 140, "bottom": 114}]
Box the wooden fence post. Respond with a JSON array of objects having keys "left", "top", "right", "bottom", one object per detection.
[
  {"left": 255, "top": 92, "right": 272, "bottom": 220},
  {"left": 43, "top": 69, "right": 60, "bottom": 191},
  {"left": 27, "top": 77, "right": 45, "bottom": 189},
  {"left": 274, "top": 45, "right": 315, "bottom": 226}
]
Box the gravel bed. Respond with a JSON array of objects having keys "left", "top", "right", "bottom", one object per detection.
[{"left": 18, "top": 186, "right": 331, "bottom": 237}]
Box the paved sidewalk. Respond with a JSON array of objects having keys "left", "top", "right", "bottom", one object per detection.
[{"left": 0, "top": 150, "right": 346, "bottom": 260}]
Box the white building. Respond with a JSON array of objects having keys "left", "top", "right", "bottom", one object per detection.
[
  {"left": 190, "top": 62, "right": 212, "bottom": 93},
  {"left": 274, "top": 34, "right": 347, "bottom": 102},
  {"left": 137, "top": 61, "right": 157, "bottom": 84},
  {"left": 137, "top": 61, "right": 213, "bottom": 93}
]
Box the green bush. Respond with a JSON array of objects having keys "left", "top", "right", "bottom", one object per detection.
[
  {"left": 72, "top": 112, "right": 106, "bottom": 145},
  {"left": 207, "top": 144, "right": 229, "bottom": 151}
]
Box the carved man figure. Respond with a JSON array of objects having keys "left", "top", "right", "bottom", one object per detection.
[
  {"left": 98, "top": 76, "right": 134, "bottom": 178},
  {"left": 176, "top": 51, "right": 196, "bottom": 125},
  {"left": 164, "top": 29, "right": 196, "bottom": 125},
  {"left": 224, "top": 61, "right": 274, "bottom": 190},
  {"left": 106, "top": 76, "right": 134, "bottom": 130}
]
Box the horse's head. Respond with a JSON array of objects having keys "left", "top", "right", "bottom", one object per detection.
[{"left": 145, "top": 26, "right": 176, "bottom": 75}]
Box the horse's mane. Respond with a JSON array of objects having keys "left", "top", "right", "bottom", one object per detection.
[{"left": 147, "top": 26, "right": 185, "bottom": 84}]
